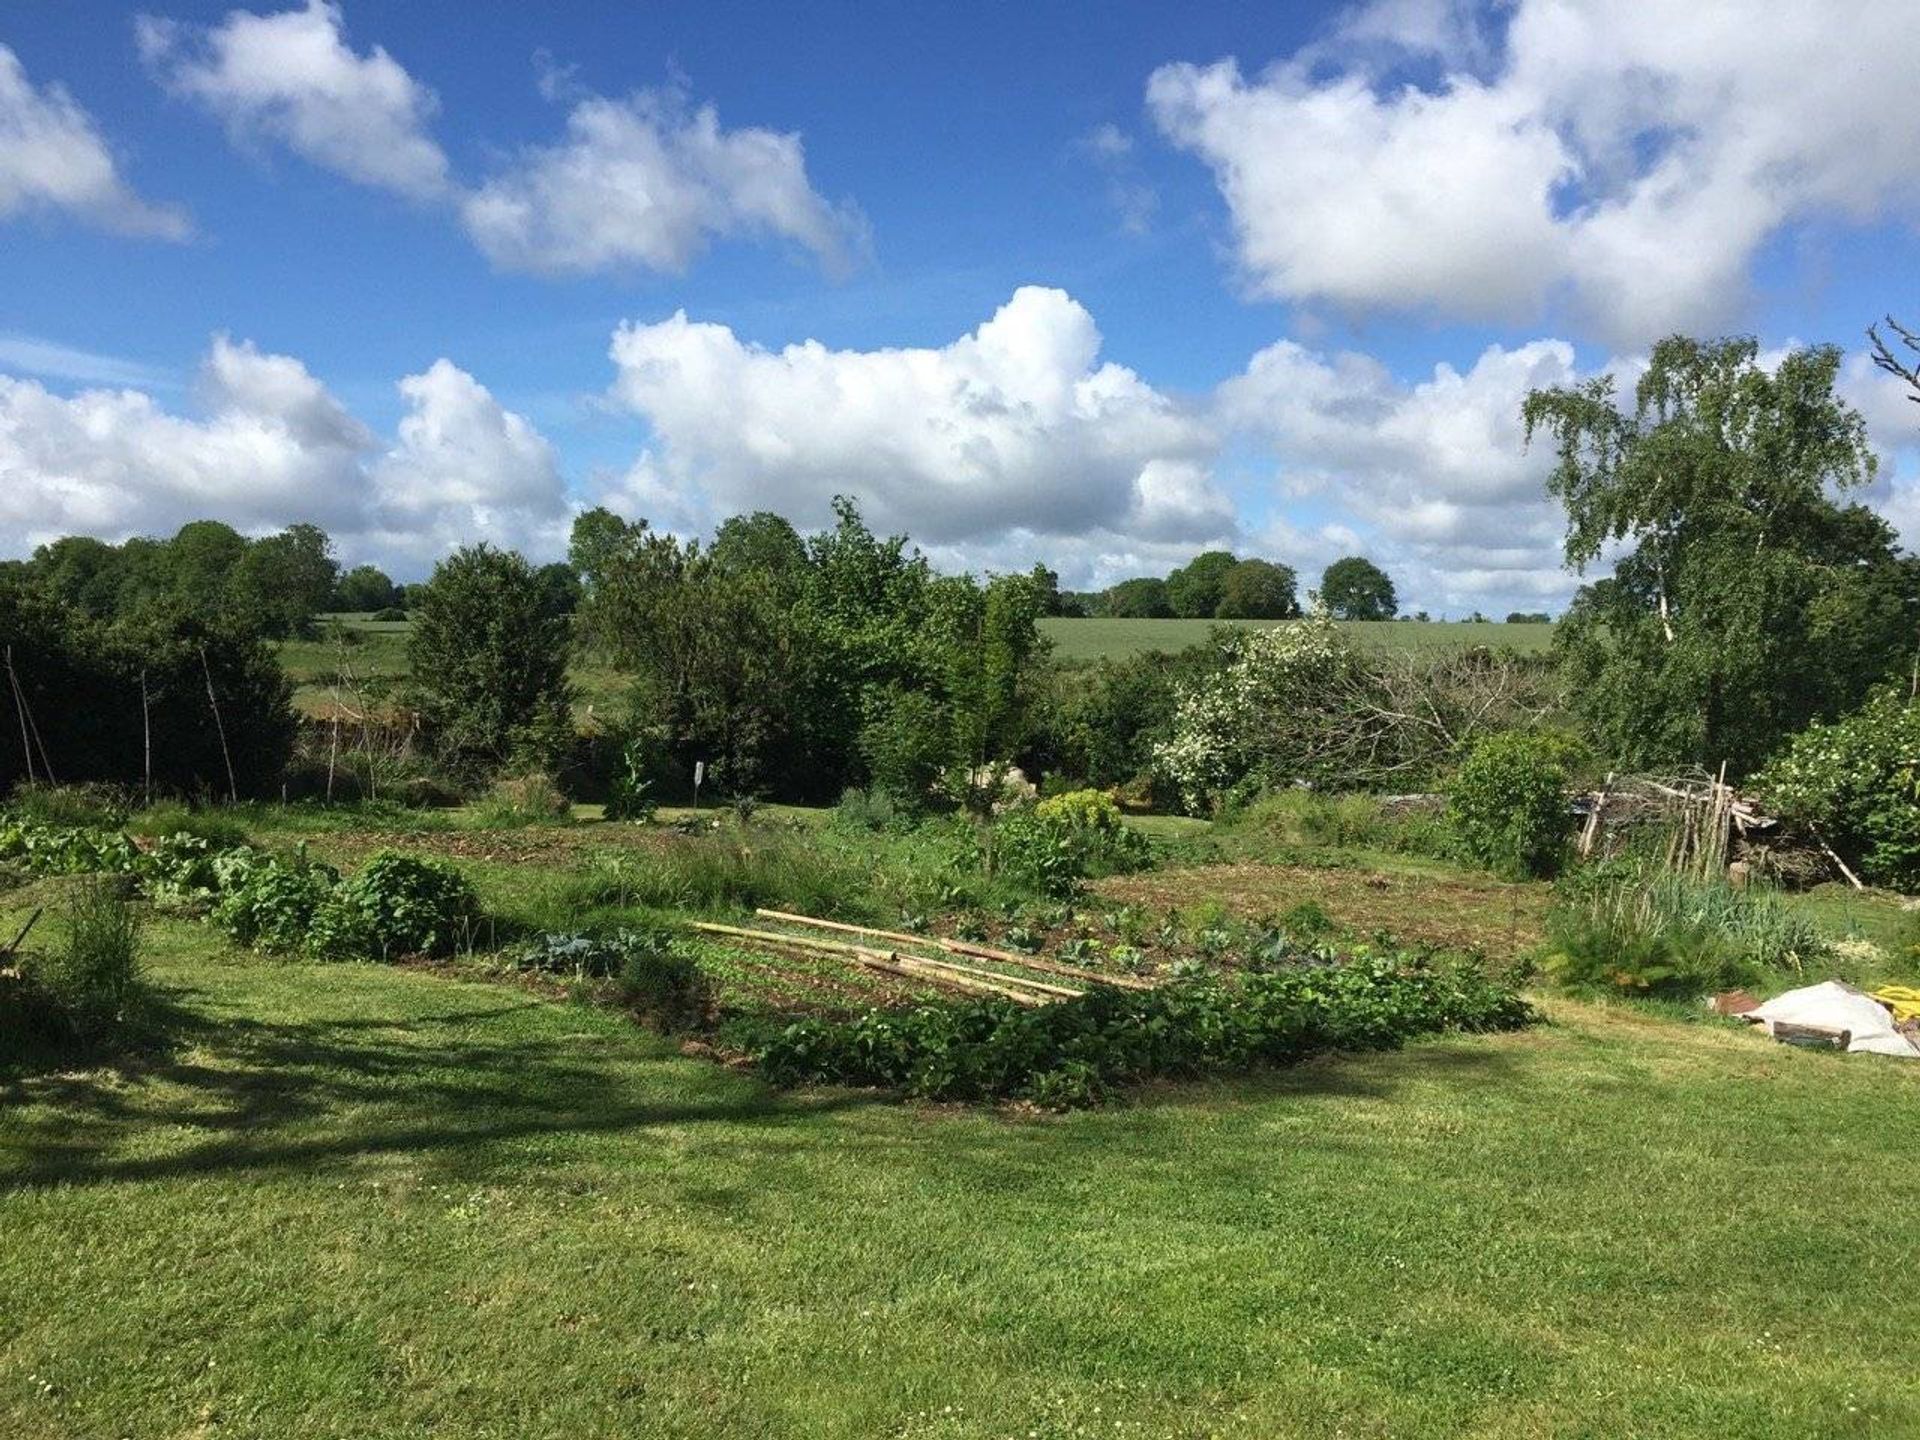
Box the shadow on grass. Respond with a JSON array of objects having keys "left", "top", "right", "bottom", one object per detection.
[{"left": 1, "top": 980, "right": 875, "bottom": 1193}]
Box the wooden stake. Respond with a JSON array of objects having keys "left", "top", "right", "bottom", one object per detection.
[
  {"left": 4, "top": 646, "right": 34, "bottom": 786},
  {"left": 199, "top": 646, "right": 238, "bottom": 804},
  {"left": 0, "top": 907, "right": 41, "bottom": 959},
  {"left": 140, "top": 668, "right": 153, "bottom": 805},
  {"left": 1809, "top": 824, "right": 1866, "bottom": 891}
]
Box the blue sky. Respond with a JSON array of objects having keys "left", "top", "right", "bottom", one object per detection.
[{"left": 3, "top": 0, "right": 1918, "bottom": 612}]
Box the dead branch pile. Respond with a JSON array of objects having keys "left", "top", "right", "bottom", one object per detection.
[{"left": 1574, "top": 769, "right": 1803, "bottom": 880}]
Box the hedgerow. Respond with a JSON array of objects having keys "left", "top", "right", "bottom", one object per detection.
[{"left": 726, "top": 950, "right": 1535, "bottom": 1108}]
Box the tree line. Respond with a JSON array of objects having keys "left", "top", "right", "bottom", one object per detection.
[
  {"left": 1065, "top": 551, "right": 1399, "bottom": 621},
  {"left": 4, "top": 328, "right": 1915, "bottom": 816}
]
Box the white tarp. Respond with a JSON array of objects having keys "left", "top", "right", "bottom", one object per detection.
[{"left": 1750, "top": 981, "right": 1920, "bottom": 1058}]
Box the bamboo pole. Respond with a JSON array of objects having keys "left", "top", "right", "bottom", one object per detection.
[
  {"left": 687, "top": 922, "right": 1057, "bottom": 1004},
  {"left": 939, "top": 938, "right": 1158, "bottom": 990},
  {"left": 890, "top": 950, "right": 1082, "bottom": 998},
  {"left": 753, "top": 908, "right": 1153, "bottom": 991},
  {"left": 754, "top": 909, "right": 931, "bottom": 951}
]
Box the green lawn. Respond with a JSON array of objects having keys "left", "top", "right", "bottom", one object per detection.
[
  {"left": 1039, "top": 618, "right": 1555, "bottom": 663},
  {"left": 5, "top": 911, "right": 1917, "bottom": 1438}
]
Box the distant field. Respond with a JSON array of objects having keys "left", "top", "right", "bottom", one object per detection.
[
  {"left": 278, "top": 614, "right": 629, "bottom": 717},
  {"left": 277, "top": 614, "right": 1554, "bottom": 713},
  {"left": 1039, "top": 617, "right": 1555, "bottom": 663}
]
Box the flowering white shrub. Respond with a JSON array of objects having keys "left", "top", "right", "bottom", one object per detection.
[{"left": 1153, "top": 614, "right": 1356, "bottom": 812}]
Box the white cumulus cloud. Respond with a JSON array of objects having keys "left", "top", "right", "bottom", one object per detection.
[
  {"left": 1149, "top": 0, "right": 1920, "bottom": 343},
  {"left": 0, "top": 339, "right": 567, "bottom": 572},
  {"left": 1218, "top": 336, "right": 1585, "bottom": 612},
  {"left": 603, "top": 286, "right": 1225, "bottom": 551},
  {"left": 138, "top": 2, "right": 859, "bottom": 275},
  {"left": 139, "top": 0, "right": 452, "bottom": 200},
  {"left": 0, "top": 44, "right": 188, "bottom": 238},
  {"left": 464, "top": 85, "right": 864, "bottom": 276}
]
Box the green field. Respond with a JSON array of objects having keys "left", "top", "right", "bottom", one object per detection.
[
  {"left": 278, "top": 616, "right": 1555, "bottom": 714},
  {"left": 1038, "top": 617, "right": 1555, "bottom": 663}
]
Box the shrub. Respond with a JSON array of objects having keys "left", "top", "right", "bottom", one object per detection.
[
  {"left": 472, "top": 773, "right": 573, "bottom": 827},
  {"left": 315, "top": 850, "right": 479, "bottom": 959},
  {"left": 995, "top": 789, "right": 1152, "bottom": 897},
  {"left": 1755, "top": 688, "right": 1920, "bottom": 891},
  {"left": 210, "top": 849, "right": 339, "bottom": 952},
  {"left": 21, "top": 877, "right": 145, "bottom": 1041},
  {"left": 1445, "top": 730, "right": 1583, "bottom": 878},
  {"left": 732, "top": 951, "right": 1533, "bottom": 1107}
]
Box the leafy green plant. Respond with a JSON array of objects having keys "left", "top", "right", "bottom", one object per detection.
[
  {"left": 314, "top": 850, "right": 480, "bottom": 959},
  {"left": 1445, "top": 731, "right": 1583, "bottom": 879},
  {"left": 210, "top": 849, "right": 339, "bottom": 952},
  {"left": 730, "top": 951, "right": 1533, "bottom": 1108},
  {"left": 1755, "top": 688, "right": 1920, "bottom": 891},
  {"left": 995, "top": 789, "right": 1152, "bottom": 897},
  {"left": 0, "top": 817, "right": 139, "bottom": 876},
  {"left": 509, "top": 924, "right": 679, "bottom": 981},
  {"left": 603, "top": 738, "right": 658, "bottom": 823}
]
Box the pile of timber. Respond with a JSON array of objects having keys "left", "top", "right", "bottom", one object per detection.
[{"left": 685, "top": 908, "right": 1158, "bottom": 1006}]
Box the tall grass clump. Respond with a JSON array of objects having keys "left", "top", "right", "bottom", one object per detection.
[
  {"left": 17, "top": 878, "right": 146, "bottom": 1045},
  {"left": 1215, "top": 789, "right": 1451, "bottom": 860},
  {"left": 560, "top": 831, "right": 890, "bottom": 921},
  {"left": 1541, "top": 857, "right": 1827, "bottom": 997}
]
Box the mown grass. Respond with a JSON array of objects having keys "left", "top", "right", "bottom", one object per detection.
[
  {"left": 1039, "top": 617, "right": 1555, "bottom": 663},
  {"left": 3, "top": 912, "right": 1917, "bottom": 1438}
]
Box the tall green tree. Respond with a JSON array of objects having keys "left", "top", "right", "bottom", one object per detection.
[
  {"left": 230, "top": 523, "right": 338, "bottom": 635},
  {"left": 1101, "top": 577, "right": 1172, "bottom": 618},
  {"left": 333, "top": 564, "right": 399, "bottom": 612},
  {"left": 1165, "top": 550, "right": 1238, "bottom": 618},
  {"left": 1524, "top": 335, "right": 1919, "bottom": 773},
  {"left": 408, "top": 545, "right": 576, "bottom": 781},
  {"left": 1319, "top": 556, "right": 1396, "bottom": 620},
  {"left": 1217, "top": 559, "right": 1299, "bottom": 619}
]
